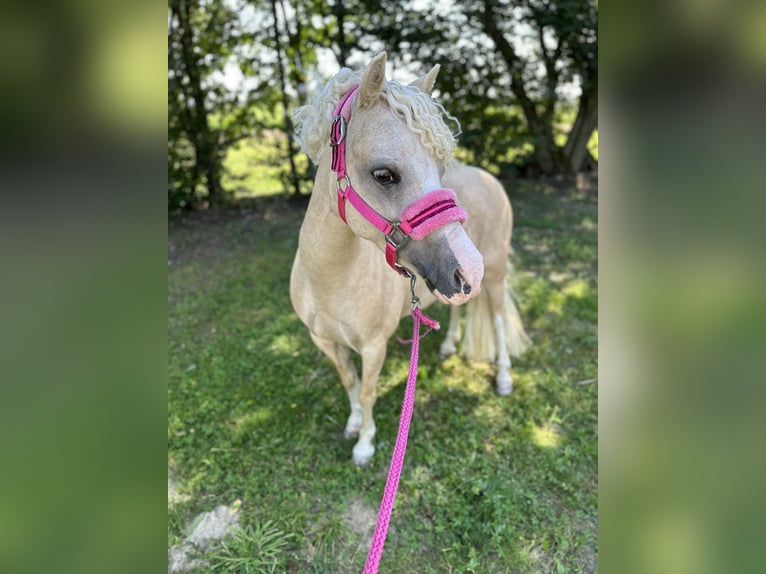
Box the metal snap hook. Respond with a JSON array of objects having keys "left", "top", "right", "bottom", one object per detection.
[{"left": 406, "top": 271, "right": 421, "bottom": 311}]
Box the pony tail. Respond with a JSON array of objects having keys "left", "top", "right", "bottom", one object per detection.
[
  {"left": 461, "top": 289, "right": 497, "bottom": 362},
  {"left": 504, "top": 284, "right": 531, "bottom": 358},
  {"left": 461, "top": 267, "right": 530, "bottom": 362}
]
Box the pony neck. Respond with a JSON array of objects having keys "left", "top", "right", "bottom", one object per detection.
[{"left": 299, "top": 156, "right": 360, "bottom": 268}]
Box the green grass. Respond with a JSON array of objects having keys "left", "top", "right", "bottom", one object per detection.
[
  {"left": 168, "top": 176, "right": 598, "bottom": 573},
  {"left": 206, "top": 521, "right": 295, "bottom": 574}
]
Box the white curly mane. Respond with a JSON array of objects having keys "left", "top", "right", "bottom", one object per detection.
[{"left": 293, "top": 66, "right": 460, "bottom": 170}]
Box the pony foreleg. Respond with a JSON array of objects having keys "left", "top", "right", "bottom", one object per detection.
[
  {"left": 354, "top": 340, "right": 387, "bottom": 466},
  {"left": 309, "top": 334, "right": 362, "bottom": 438},
  {"left": 439, "top": 304, "right": 462, "bottom": 359},
  {"left": 343, "top": 382, "right": 363, "bottom": 439},
  {"left": 494, "top": 313, "right": 513, "bottom": 395}
]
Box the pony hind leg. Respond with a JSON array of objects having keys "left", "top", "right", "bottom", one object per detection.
[
  {"left": 485, "top": 281, "right": 513, "bottom": 394},
  {"left": 486, "top": 278, "right": 531, "bottom": 395},
  {"left": 439, "top": 303, "right": 462, "bottom": 359},
  {"left": 309, "top": 334, "right": 362, "bottom": 439}
]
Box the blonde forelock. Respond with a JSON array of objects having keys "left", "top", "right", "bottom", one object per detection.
[{"left": 293, "top": 66, "right": 460, "bottom": 169}]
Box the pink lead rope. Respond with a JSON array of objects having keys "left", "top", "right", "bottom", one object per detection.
[{"left": 364, "top": 302, "right": 440, "bottom": 574}]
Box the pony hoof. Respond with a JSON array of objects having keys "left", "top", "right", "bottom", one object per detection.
[
  {"left": 496, "top": 374, "right": 513, "bottom": 395},
  {"left": 439, "top": 342, "right": 457, "bottom": 360},
  {"left": 353, "top": 455, "right": 372, "bottom": 467},
  {"left": 496, "top": 384, "right": 513, "bottom": 395},
  {"left": 344, "top": 414, "right": 362, "bottom": 439},
  {"left": 352, "top": 443, "right": 375, "bottom": 466}
]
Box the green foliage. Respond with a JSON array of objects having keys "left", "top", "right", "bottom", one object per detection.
[
  {"left": 456, "top": 106, "right": 532, "bottom": 173},
  {"left": 168, "top": 0, "right": 320, "bottom": 209},
  {"left": 168, "top": 0, "right": 243, "bottom": 209},
  {"left": 362, "top": 0, "right": 598, "bottom": 174},
  {"left": 168, "top": 177, "right": 598, "bottom": 572},
  {"left": 168, "top": 135, "right": 203, "bottom": 211}
]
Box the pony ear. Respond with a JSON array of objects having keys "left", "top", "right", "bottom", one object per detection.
[
  {"left": 409, "top": 64, "right": 440, "bottom": 94},
  {"left": 358, "top": 52, "right": 387, "bottom": 109}
]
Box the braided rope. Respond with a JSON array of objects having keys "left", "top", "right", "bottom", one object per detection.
[{"left": 363, "top": 307, "right": 440, "bottom": 573}]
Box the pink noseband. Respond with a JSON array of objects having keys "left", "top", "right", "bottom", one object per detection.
[{"left": 329, "top": 85, "right": 466, "bottom": 275}]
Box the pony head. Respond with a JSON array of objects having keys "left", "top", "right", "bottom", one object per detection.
[{"left": 295, "top": 52, "right": 484, "bottom": 305}]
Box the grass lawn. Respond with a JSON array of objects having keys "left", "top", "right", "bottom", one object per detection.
[{"left": 168, "top": 175, "right": 598, "bottom": 573}]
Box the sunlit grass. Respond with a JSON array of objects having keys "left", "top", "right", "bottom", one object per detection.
[
  {"left": 531, "top": 422, "right": 564, "bottom": 448},
  {"left": 589, "top": 129, "right": 599, "bottom": 161},
  {"left": 229, "top": 408, "right": 274, "bottom": 441},
  {"left": 222, "top": 136, "right": 287, "bottom": 198}
]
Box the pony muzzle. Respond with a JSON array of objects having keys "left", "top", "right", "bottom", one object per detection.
[{"left": 428, "top": 223, "right": 484, "bottom": 305}]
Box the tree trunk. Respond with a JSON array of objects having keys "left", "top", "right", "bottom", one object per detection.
[
  {"left": 172, "top": 0, "right": 225, "bottom": 206},
  {"left": 270, "top": 0, "right": 301, "bottom": 198},
  {"left": 333, "top": 2, "right": 348, "bottom": 67},
  {"left": 526, "top": 113, "right": 561, "bottom": 175},
  {"left": 563, "top": 85, "right": 598, "bottom": 173},
  {"left": 280, "top": 0, "right": 308, "bottom": 107}
]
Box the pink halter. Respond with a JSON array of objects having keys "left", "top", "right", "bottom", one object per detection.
[{"left": 330, "top": 85, "right": 467, "bottom": 275}]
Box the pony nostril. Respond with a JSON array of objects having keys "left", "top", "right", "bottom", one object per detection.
[{"left": 455, "top": 270, "right": 471, "bottom": 295}]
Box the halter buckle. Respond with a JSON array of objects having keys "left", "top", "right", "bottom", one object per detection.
[
  {"left": 385, "top": 223, "right": 410, "bottom": 250},
  {"left": 330, "top": 116, "right": 346, "bottom": 147}
]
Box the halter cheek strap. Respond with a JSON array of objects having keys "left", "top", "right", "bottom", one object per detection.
[{"left": 329, "top": 85, "right": 467, "bottom": 275}]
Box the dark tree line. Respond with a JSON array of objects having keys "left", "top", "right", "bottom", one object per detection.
[{"left": 168, "top": 0, "right": 598, "bottom": 209}]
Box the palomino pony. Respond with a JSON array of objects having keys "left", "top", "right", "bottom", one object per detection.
[{"left": 291, "top": 52, "right": 528, "bottom": 465}]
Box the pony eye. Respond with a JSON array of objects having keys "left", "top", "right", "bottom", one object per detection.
[{"left": 372, "top": 169, "right": 397, "bottom": 185}]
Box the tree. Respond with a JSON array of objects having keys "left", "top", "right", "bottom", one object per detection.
[
  {"left": 168, "top": 0, "right": 598, "bottom": 211},
  {"left": 169, "top": 0, "right": 311, "bottom": 208},
  {"left": 480, "top": 0, "right": 598, "bottom": 174},
  {"left": 347, "top": 0, "right": 597, "bottom": 175},
  {"left": 168, "top": 0, "right": 236, "bottom": 208}
]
